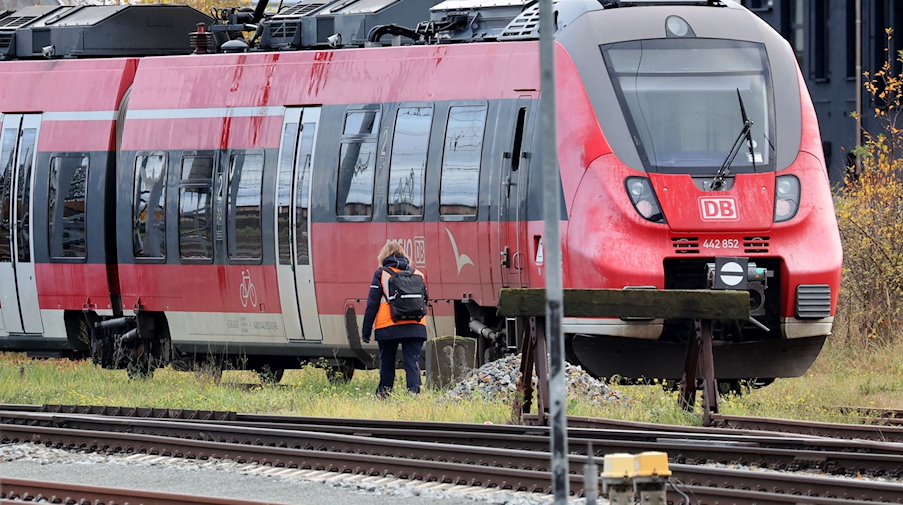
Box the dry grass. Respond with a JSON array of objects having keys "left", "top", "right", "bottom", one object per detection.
[{"left": 2, "top": 337, "right": 901, "bottom": 426}]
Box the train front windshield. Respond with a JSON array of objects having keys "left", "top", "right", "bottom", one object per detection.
[{"left": 601, "top": 39, "right": 775, "bottom": 175}]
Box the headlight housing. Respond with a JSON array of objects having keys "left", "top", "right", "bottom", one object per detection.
[
  {"left": 774, "top": 175, "right": 801, "bottom": 222},
  {"left": 625, "top": 177, "right": 665, "bottom": 223}
]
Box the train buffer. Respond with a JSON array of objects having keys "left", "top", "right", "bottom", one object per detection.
[{"left": 498, "top": 288, "right": 750, "bottom": 426}]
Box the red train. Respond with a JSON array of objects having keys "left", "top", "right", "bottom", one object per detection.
[{"left": 0, "top": 0, "right": 841, "bottom": 384}]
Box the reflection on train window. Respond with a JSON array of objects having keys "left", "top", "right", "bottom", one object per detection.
[
  {"left": 15, "top": 129, "right": 36, "bottom": 262},
  {"left": 228, "top": 151, "right": 264, "bottom": 260},
  {"left": 602, "top": 39, "right": 774, "bottom": 174},
  {"left": 133, "top": 153, "right": 167, "bottom": 259},
  {"left": 0, "top": 128, "right": 17, "bottom": 262},
  {"left": 295, "top": 122, "right": 316, "bottom": 265},
  {"left": 179, "top": 156, "right": 214, "bottom": 260},
  {"left": 440, "top": 105, "right": 487, "bottom": 217},
  {"left": 389, "top": 107, "right": 432, "bottom": 218},
  {"left": 48, "top": 155, "right": 89, "bottom": 259},
  {"left": 277, "top": 122, "right": 299, "bottom": 264},
  {"left": 337, "top": 108, "right": 380, "bottom": 218}
]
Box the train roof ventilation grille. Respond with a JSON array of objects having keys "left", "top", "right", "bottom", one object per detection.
[
  {"left": 0, "top": 32, "right": 12, "bottom": 55},
  {"left": 743, "top": 236, "right": 769, "bottom": 254},
  {"left": 269, "top": 20, "right": 300, "bottom": 41},
  {"left": 277, "top": 2, "right": 327, "bottom": 17},
  {"left": 0, "top": 15, "right": 35, "bottom": 28},
  {"left": 671, "top": 237, "right": 699, "bottom": 254},
  {"left": 498, "top": 3, "right": 538, "bottom": 40}
]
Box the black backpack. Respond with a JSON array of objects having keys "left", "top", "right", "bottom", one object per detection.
[{"left": 382, "top": 267, "right": 428, "bottom": 322}]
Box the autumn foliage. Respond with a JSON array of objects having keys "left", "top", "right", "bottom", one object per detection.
[{"left": 834, "top": 29, "right": 903, "bottom": 347}]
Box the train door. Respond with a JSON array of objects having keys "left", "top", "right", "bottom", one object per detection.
[
  {"left": 498, "top": 98, "right": 534, "bottom": 288},
  {"left": 0, "top": 114, "right": 44, "bottom": 335},
  {"left": 275, "top": 107, "right": 323, "bottom": 342}
]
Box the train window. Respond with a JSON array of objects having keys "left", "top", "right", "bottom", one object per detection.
[
  {"left": 440, "top": 105, "right": 487, "bottom": 218},
  {"left": 0, "top": 128, "right": 16, "bottom": 262},
  {"left": 15, "top": 128, "right": 36, "bottom": 262},
  {"left": 276, "top": 122, "right": 299, "bottom": 264},
  {"left": 343, "top": 110, "right": 381, "bottom": 137},
  {"left": 388, "top": 106, "right": 432, "bottom": 218},
  {"left": 227, "top": 151, "right": 264, "bottom": 261},
  {"left": 295, "top": 122, "right": 316, "bottom": 265},
  {"left": 48, "top": 155, "right": 89, "bottom": 259},
  {"left": 133, "top": 153, "right": 167, "bottom": 259},
  {"left": 337, "top": 108, "right": 381, "bottom": 218},
  {"left": 178, "top": 156, "right": 214, "bottom": 261},
  {"left": 602, "top": 39, "right": 775, "bottom": 174}
]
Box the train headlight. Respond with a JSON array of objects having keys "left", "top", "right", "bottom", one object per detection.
[
  {"left": 774, "top": 175, "right": 800, "bottom": 222},
  {"left": 625, "top": 177, "right": 665, "bottom": 223}
]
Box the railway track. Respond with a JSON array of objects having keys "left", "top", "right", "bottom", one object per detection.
[
  {"left": 710, "top": 414, "right": 903, "bottom": 443},
  {"left": 3, "top": 406, "right": 903, "bottom": 503},
  {"left": 839, "top": 406, "right": 903, "bottom": 426},
  {"left": 0, "top": 477, "right": 269, "bottom": 505},
  {"left": 8, "top": 407, "right": 903, "bottom": 476}
]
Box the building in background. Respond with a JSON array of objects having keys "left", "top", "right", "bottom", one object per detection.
[{"left": 745, "top": 0, "right": 902, "bottom": 183}]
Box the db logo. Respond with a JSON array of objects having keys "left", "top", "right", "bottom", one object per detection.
[{"left": 699, "top": 197, "right": 739, "bottom": 221}]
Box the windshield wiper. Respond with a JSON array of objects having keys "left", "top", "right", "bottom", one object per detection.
[{"left": 710, "top": 89, "right": 756, "bottom": 190}]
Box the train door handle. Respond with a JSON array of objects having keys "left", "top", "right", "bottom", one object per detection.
[
  {"left": 501, "top": 246, "right": 511, "bottom": 269},
  {"left": 512, "top": 251, "right": 524, "bottom": 270}
]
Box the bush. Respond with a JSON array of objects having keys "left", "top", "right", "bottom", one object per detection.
[{"left": 834, "top": 29, "right": 903, "bottom": 347}]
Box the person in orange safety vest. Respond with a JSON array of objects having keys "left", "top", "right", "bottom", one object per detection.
[{"left": 361, "top": 242, "right": 428, "bottom": 397}]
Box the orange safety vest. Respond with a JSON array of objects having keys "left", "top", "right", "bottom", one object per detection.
[{"left": 375, "top": 267, "right": 428, "bottom": 330}]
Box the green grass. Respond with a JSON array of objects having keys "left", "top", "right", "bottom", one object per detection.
[{"left": 1, "top": 338, "right": 901, "bottom": 426}]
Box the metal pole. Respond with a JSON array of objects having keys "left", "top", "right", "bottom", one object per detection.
[
  {"left": 855, "top": 0, "right": 862, "bottom": 174},
  {"left": 539, "top": 0, "right": 569, "bottom": 502}
]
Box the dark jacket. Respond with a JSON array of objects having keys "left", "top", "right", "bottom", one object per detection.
[{"left": 361, "top": 255, "right": 429, "bottom": 342}]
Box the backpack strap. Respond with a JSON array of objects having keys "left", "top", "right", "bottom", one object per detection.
[{"left": 379, "top": 266, "right": 395, "bottom": 300}]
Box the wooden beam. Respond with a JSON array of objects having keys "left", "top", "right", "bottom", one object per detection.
[{"left": 497, "top": 289, "right": 749, "bottom": 320}]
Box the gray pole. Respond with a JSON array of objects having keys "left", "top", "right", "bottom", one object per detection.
[
  {"left": 855, "top": 0, "right": 862, "bottom": 174},
  {"left": 538, "top": 0, "right": 569, "bottom": 502}
]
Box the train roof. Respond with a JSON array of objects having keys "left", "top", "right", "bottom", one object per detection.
[{"left": 0, "top": 0, "right": 742, "bottom": 60}]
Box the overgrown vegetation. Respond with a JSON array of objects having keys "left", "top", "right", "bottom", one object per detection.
[{"left": 834, "top": 29, "right": 903, "bottom": 348}]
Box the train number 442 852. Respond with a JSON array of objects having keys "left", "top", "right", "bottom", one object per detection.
[{"left": 702, "top": 238, "right": 740, "bottom": 249}]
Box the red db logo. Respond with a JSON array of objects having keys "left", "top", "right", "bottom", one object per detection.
[{"left": 699, "top": 197, "right": 739, "bottom": 221}]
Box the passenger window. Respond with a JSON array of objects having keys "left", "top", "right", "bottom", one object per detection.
[
  {"left": 336, "top": 108, "right": 381, "bottom": 218},
  {"left": 15, "top": 128, "right": 36, "bottom": 262},
  {"left": 277, "top": 123, "right": 299, "bottom": 264},
  {"left": 440, "top": 105, "right": 487, "bottom": 218},
  {"left": 295, "top": 122, "right": 316, "bottom": 265},
  {"left": 227, "top": 152, "right": 264, "bottom": 260},
  {"left": 388, "top": 107, "right": 432, "bottom": 218},
  {"left": 48, "top": 155, "right": 89, "bottom": 259},
  {"left": 178, "top": 156, "right": 214, "bottom": 261},
  {"left": 133, "top": 153, "right": 167, "bottom": 259},
  {"left": 0, "top": 128, "right": 16, "bottom": 262}
]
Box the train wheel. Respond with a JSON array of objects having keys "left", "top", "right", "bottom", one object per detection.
[
  {"left": 257, "top": 366, "right": 284, "bottom": 385},
  {"left": 326, "top": 361, "right": 355, "bottom": 384}
]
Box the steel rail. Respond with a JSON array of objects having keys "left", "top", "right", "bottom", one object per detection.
[
  {"left": 671, "top": 485, "right": 892, "bottom": 505},
  {"left": 0, "top": 477, "right": 270, "bottom": 505},
  {"left": 5, "top": 410, "right": 903, "bottom": 478},
  {"left": 3, "top": 416, "right": 903, "bottom": 502},
  {"left": 24, "top": 404, "right": 903, "bottom": 454},
  {"left": 0, "top": 422, "right": 581, "bottom": 494},
  {"left": 711, "top": 414, "right": 903, "bottom": 443}
]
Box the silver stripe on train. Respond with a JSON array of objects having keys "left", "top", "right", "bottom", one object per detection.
[
  {"left": 43, "top": 111, "right": 118, "bottom": 121},
  {"left": 126, "top": 106, "right": 285, "bottom": 120}
]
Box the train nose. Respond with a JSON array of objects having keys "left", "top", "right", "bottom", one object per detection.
[{"left": 647, "top": 173, "right": 776, "bottom": 232}]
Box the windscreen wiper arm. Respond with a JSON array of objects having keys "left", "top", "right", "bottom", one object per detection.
[{"left": 710, "top": 89, "right": 755, "bottom": 190}]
